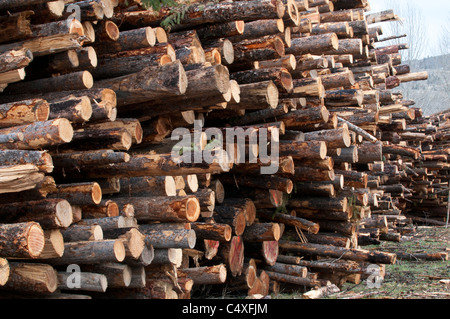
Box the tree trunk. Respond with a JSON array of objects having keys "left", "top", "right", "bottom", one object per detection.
[{"left": 0, "top": 222, "right": 44, "bottom": 259}]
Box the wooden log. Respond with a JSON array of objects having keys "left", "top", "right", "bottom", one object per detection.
[
  {"left": 80, "top": 200, "right": 119, "bottom": 219},
  {"left": 0, "top": 150, "right": 53, "bottom": 173},
  {"left": 0, "top": 33, "right": 83, "bottom": 57},
  {"left": 0, "top": 118, "right": 73, "bottom": 150},
  {"left": 151, "top": 248, "right": 182, "bottom": 267},
  {"left": 264, "top": 270, "right": 320, "bottom": 287},
  {"left": 4, "top": 71, "right": 93, "bottom": 95},
  {"left": 242, "top": 223, "right": 281, "bottom": 242},
  {"left": 279, "top": 140, "right": 327, "bottom": 160},
  {"left": 213, "top": 206, "right": 247, "bottom": 236},
  {"left": 52, "top": 151, "right": 128, "bottom": 171},
  {"left": 304, "top": 126, "right": 351, "bottom": 149},
  {"left": 61, "top": 127, "right": 133, "bottom": 152},
  {"left": 230, "top": 67, "right": 293, "bottom": 93},
  {"left": 0, "top": 98, "right": 49, "bottom": 128},
  {"left": 0, "top": 198, "right": 72, "bottom": 229},
  {"left": 62, "top": 152, "right": 231, "bottom": 178},
  {"left": 112, "top": 195, "right": 200, "bottom": 223},
  {"left": 93, "top": 27, "right": 156, "bottom": 57},
  {"left": 219, "top": 173, "right": 293, "bottom": 194},
  {"left": 60, "top": 224, "right": 103, "bottom": 242},
  {"left": 219, "top": 235, "right": 245, "bottom": 276},
  {"left": 94, "top": 60, "right": 187, "bottom": 107},
  {"left": 0, "top": 222, "right": 44, "bottom": 259},
  {"left": 48, "top": 95, "right": 92, "bottom": 124},
  {"left": 286, "top": 33, "right": 339, "bottom": 56},
  {"left": 57, "top": 271, "right": 107, "bottom": 293},
  {"left": 190, "top": 222, "right": 232, "bottom": 242},
  {"left": 47, "top": 182, "right": 102, "bottom": 206},
  {"left": 139, "top": 228, "right": 196, "bottom": 249},
  {"left": 277, "top": 106, "right": 329, "bottom": 129},
  {"left": 257, "top": 209, "right": 320, "bottom": 234},
  {"left": 227, "top": 80, "right": 279, "bottom": 110},
  {"left": 119, "top": 176, "right": 177, "bottom": 197},
  {"left": 0, "top": 262, "right": 57, "bottom": 293},
  {"left": 279, "top": 241, "right": 397, "bottom": 264},
  {"left": 116, "top": 0, "right": 285, "bottom": 29},
  {"left": 43, "top": 239, "right": 126, "bottom": 265},
  {"left": 76, "top": 216, "right": 137, "bottom": 231},
  {"left": 0, "top": 258, "right": 9, "bottom": 286},
  {"left": 178, "top": 264, "right": 227, "bottom": 285}
]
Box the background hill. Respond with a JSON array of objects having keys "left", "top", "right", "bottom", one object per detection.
[{"left": 395, "top": 54, "right": 450, "bottom": 116}]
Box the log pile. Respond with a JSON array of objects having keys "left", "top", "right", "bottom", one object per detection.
[{"left": 0, "top": 0, "right": 447, "bottom": 299}]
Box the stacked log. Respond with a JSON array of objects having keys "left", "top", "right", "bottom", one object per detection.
[{"left": 0, "top": 0, "right": 447, "bottom": 300}]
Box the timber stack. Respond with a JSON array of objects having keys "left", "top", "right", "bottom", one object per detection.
[{"left": 0, "top": 0, "right": 447, "bottom": 300}]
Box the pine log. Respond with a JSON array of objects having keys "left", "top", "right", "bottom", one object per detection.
[
  {"left": 0, "top": 198, "right": 72, "bottom": 229},
  {"left": 0, "top": 222, "right": 44, "bottom": 259},
  {"left": 4, "top": 71, "right": 93, "bottom": 95},
  {"left": 0, "top": 262, "right": 57, "bottom": 293},
  {"left": 112, "top": 195, "right": 200, "bottom": 223},
  {"left": 190, "top": 222, "right": 232, "bottom": 242},
  {"left": 0, "top": 150, "right": 53, "bottom": 173},
  {"left": 43, "top": 239, "right": 126, "bottom": 265},
  {"left": 279, "top": 140, "right": 327, "bottom": 160},
  {"left": 139, "top": 228, "right": 196, "bottom": 249},
  {"left": 57, "top": 271, "right": 107, "bottom": 293},
  {"left": 178, "top": 264, "right": 227, "bottom": 285},
  {"left": 0, "top": 118, "right": 73, "bottom": 150},
  {"left": 94, "top": 60, "right": 187, "bottom": 107},
  {"left": 47, "top": 182, "right": 102, "bottom": 206},
  {"left": 48, "top": 95, "right": 92, "bottom": 124},
  {"left": 279, "top": 241, "right": 397, "bottom": 264},
  {"left": 242, "top": 223, "right": 281, "bottom": 242},
  {"left": 219, "top": 235, "right": 245, "bottom": 276},
  {"left": 257, "top": 209, "right": 320, "bottom": 234},
  {"left": 0, "top": 258, "right": 9, "bottom": 286},
  {"left": 286, "top": 33, "right": 339, "bottom": 56},
  {"left": 60, "top": 224, "right": 103, "bottom": 242}
]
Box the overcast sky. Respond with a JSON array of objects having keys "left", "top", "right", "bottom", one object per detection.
[{"left": 368, "top": 0, "right": 450, "bottom": 57}]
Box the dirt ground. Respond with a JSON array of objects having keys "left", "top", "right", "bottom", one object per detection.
[{"left": 325, "top": 225, "right": 450, "bottom": 299}]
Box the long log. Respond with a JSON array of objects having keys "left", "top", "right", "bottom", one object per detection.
[
  {"left": 112, "top": 195, "right": 200, "bottom": 223},
  {"left": 278, "top": 241, "right": 397, "bottom": 264},
  {"left": 0, "top": 262, "right": 57, "bottom": 293},
  {"left": 43, "top": 239, "right": 126, "bottom": 265},
  {"left": 94, "top": 60, "right": 187, "bottom": 107},
  {"left": 0, "top": 118, "right": 73, "bottom": 150},
  {"left": 0, "top": 199, "right": 72, "bottom": 229}
]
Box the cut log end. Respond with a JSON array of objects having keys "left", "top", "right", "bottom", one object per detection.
[
  {"left": 55, "top": 200, "right": 73, "bottom": 228},
  {"left": 267, "top": 81, "right": 279, "bottom": 109},
  {"left": 69, "top": 19, "right": 85, "bottom": 37},
  {"left": 145, "top": 27, "right": 157, "bottom": 47},
  {"left": 91, "top": 182, "right": 103, "bottom": 205},
  {"left": 27, "top": 223, "right": 46, "bottom": 258},
  {"left": 165, "top": 176, "right": 178, "bottom": 197},
  {"left": 222, "top": 39, "right": 235, "bottom": 65},
  {"left": 35, "top": 100, "right": 51, "bottom": 122},
  {"left": 105, "top": 21, "right": 120, "bottom": 41},
  {"left": 114, "top": 239, "right": 126, "bottom": 262},
  {"left": 186, "top": 197, "right": 201, "bottom": 222},
  {"left": 319, "top": 141, "right": 328, "bottom": 160},
  {"left": 82, "top": 71, "right": 94, "bottom": 89}
]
